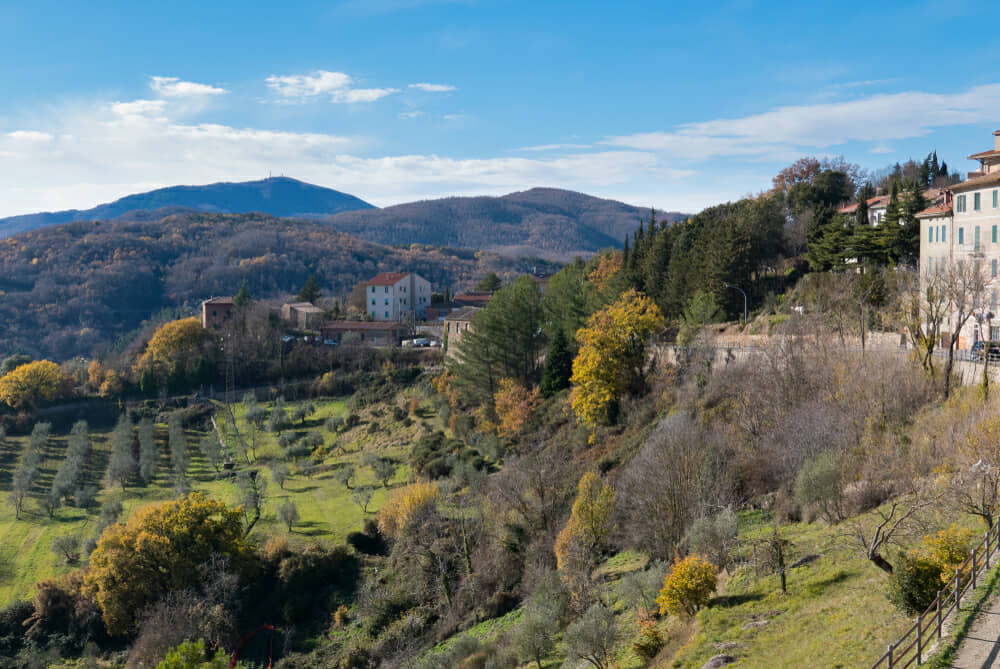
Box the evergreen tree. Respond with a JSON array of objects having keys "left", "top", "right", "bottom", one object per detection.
[
  {"left": 540, "top": 327, "right": 573, "bottom": 397},
  {"left": 452, "top": 276, "right": 545, "bottom": 407},
  {"left": 233, "top": 280, "right": 253, "bottom": 309},
  {"left": 297, "top": 274, "right": 322, "bottom": 304},
  {"left": 137, "top": 417, "right": 157, "bottom": 484},
  {"left": 475, "top": 272, "right": 503, "bottom": 292}
]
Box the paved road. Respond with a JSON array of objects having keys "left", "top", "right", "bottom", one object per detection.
[{"left": 952, "top": 592, "right": 1000, "bottom": 668}]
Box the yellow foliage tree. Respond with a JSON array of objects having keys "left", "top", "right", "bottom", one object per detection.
[
  {"left": 924, "top": 524, "right": 974, "bottom": 583},
  {"left": 555, "top": 472, "right": 615, "bottom": 571},
  {"left": 570, "top": 289, "right": 665, "bottom": 425},
  {"left": 657, "top": 554, "right": 718, "bottom": 617},
  {"left": 86, "top": 359, "right": 105, "bottom": 392},
  {"left": 0, "top": 359, "right": 65, "bottom": 409},
  {"left": 493, "top": 378, "right": 541, "bottom": 436},
  {"left": 135, "top": 317, "right": 208, "bottom": 379},
  {"left": 377, "top": 480, "right": 440, "bottom": 540},
  {"left": 84, "top": 492, "right": 248, "bottom": 635}
]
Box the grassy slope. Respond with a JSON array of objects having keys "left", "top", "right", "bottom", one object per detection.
[{"left": 0, "top": 394, "right": 427, "bottom": 606}]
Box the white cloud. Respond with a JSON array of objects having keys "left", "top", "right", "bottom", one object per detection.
[
  {"left": 331, "top": 87, "right": 398, "bottom": 103},
  {"left": 399, "top": 110, "right": 424, "bottom": 119},
  {"left": 6, "top": 130, "right": 54, "bottom": 142},
  {"left": 443, "top": 113, "right": 465, "bottom": 121},
  {"left": 265, "top": 70, "right": 353, "bottom": 98},
  {"left": 604, "top": 83, "right": 1000, "bottom": 161},
  {"left": 0, "top": 94, "right": 696, "bottom": 217},
  {"left": 515, "top": 143, "right": 591, "bottom": 152},
  {"left": 150, "top": 76, "right": 227, "bottom": 97},
  {"left": 408, "top": 83, "right": 456, "bottom": 92}
]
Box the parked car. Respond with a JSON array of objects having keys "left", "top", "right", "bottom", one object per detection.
[{"left": 971, "top": 340, "right": 1000, "bottom": 361}]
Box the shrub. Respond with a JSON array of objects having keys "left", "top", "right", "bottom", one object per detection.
[
  {"left": 925, "top": 525, "right": 974, "bottom": 582},
  {"left": 793, "top": 450, "right": 844, "bottom": 524},
  {"left": 631, "top": 613, "right": 664, "bottom": 661},
  {"left": 657, "top": 554, "right": 718, "bottom": 617},
  {"left": 887, "top": 551, "right": 943, "bottom": 615},
  {"left": 684, "top": 508, "right": 738, "bottom": 569}
]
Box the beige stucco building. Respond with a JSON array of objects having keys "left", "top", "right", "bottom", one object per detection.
[
  {"left": 366, "top": 272, "right": 432, "bottom": 322},
  {"left": 918, "top": 130, "right": 1000, "bottom": 348}
]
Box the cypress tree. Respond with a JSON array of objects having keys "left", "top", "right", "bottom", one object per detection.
[
  {"left": 540, "top": 328, "right": 573, "bottom": 397},
  {"left": 297, "top": 274, "right": 322, "bottom": 304}
]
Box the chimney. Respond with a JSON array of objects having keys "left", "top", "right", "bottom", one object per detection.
[{"left": 995, "top": 129, "right": 1000, "bottom": 151}]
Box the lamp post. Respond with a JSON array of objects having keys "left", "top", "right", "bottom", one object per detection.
[{"left": 725, "top": 283, "right": 748, "bottom": 325}]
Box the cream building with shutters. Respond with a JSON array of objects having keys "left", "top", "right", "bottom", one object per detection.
[{"left": 919, "top": 130, "right": 1000, "bottom": 348}]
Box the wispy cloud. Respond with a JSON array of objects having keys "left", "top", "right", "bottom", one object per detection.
[
  {"left": 604, "top": 83, "right": 1000, "bottom": 161},
  {"left": 399, "top": 110, "right": 424, "bottom": 119},
  {"left": 150, "top": 76, "right": 227, "bottom": 97},
  {"left": 443, "top": 113, "right": 465, "bottom": 121},
  {"left": 265, "top": 70, "right": 353, "bottom": 98},
  {"left": 408, "top": 83, "right": 456, "bottom": 92},
  {"left": 515, "top": 143, "right": 591, "bottom": 152},
  {"left": 332, "top": 87, "right": 398, "bottom": 103},
  {"left": 265, "top": 69, "right": 399, "bottom": 104}
]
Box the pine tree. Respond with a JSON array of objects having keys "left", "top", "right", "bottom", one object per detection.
[
  {"left": 233, "top": 280, "right": 253, "bottom": 309},
  {"left": 297, "top": 274, "right": 322, "bottom": 304},
  {"left": 540, "top": 327, "right": 573, "bottom": 397}
]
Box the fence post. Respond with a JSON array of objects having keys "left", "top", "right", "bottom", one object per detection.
[
  {"left": 916, "top": 612, "right": 922, "bottom": 665},
  {"left": 974, "top": 550, "right": 979, "bottom": 589},
  {"left": 936, "top": 590, "right": 942, "bottom": 639},
  {"left": 887, "top": 643, "right": 894, "bottom": 669},
  {"left": 956, "top": 570, "right": 962, "bottom": 610},
  {"left": 988, "top": 529, "right": 993, "bottom": 569}
]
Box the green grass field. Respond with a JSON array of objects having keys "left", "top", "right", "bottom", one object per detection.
[{"left": 0, "top": 394, "right": 429, "bottom": 606}]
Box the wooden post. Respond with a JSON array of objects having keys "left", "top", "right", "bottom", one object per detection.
[
  {"left": 887, "top": 643, "right": 894, "bottom": 669},
  {"left": 973, "top": 550, "right": 979, "bottom": 589},
  {"left": 988, "top": 530, "right": 992, "bottom": 569},
  {"left": 916, "top": 613, "right": 922, "bottom": 665},
  {"left": 956, "top": 570, "right": 962, "bottom": 610},
  {"left": 937, "top": 590, "right": 943, "bottom": 639}
]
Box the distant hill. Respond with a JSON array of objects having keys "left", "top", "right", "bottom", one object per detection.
[
  {"left": 0, "top": 213, "right": 559, "bottom": 360},
  {"left": 0, "top": 177, "right": 375, "bottom": 238},
  {"left": 320, "top": 188, "right": 688, "bottom": 260}
]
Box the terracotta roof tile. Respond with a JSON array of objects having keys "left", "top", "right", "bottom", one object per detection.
[
  {"left": 950, "top": 171, "right": 1000, "bottom": 193},
  {"left": 368, "top": 272, "right": 410, "bottom": 286},
  {"left": 916, "top": 204, "right": 953, "bottom": 217}
]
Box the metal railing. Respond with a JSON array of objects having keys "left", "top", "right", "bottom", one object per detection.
[{"left": 871, "top": 519, "right": 1000, "bottom": 668}]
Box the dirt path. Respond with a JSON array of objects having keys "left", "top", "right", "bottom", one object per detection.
[{"left": 952, "top": 591, "right": 1000, "bottom": 668}]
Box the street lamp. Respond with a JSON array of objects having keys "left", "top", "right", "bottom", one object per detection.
[{"left": 725, "top": 284, "right": 748, "bottom": 325}]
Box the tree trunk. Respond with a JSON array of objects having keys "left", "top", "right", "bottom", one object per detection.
[{"left": 869, "top": 552, "right": 894, "bottom": 575}]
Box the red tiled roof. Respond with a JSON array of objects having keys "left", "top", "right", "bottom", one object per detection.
[
  {"left": 969, "top": 149, "right": 1000, "bottom": 160},
  {"left": 453, "top": 291, "right": 493, "bottom": 304},
  {"left": 916, "top": 204, "right": 953, "bottom": 217},
  {"left": 949, "top": 171, "right": 1000, "bottom": 193},
  {"left": 368, "top": 272, "right": 409, "bottom": 286},
  {"left": 202, "top": 296, "right": 234, "bottom": 305}
]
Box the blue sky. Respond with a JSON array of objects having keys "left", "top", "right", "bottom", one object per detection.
[{"left": 1, "top": 0, "right": 999, "bottom": 217}]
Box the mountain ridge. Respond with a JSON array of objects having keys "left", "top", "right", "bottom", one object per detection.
[{"left": 0, "top": 177, "right": 375, "bottom": 238}]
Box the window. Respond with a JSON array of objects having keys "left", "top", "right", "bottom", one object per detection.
[
  {"left": 975, "top": 192, "right": 982, "bottom": 211},
  {"left": 384, "top": 299, "right": 389, "bottom": 305},
  {"left": 993, "top": 259, "right": 997, "bottom": 278},
  {"left": 371, "top": 286, "right": 375, "bottom": 293},
  {"left": 976, "top": 225, "right": 981, "bottom": 248},
  {"left": 993, "top": 325, "right": 1000, "bottom": 341},
  {"left": 995, "top": 190, "right": 998, "bottom": 208},
  {"left": 959, "top": 227, "right": 965, "bottom": 245},
  {"left": 384, "top": 287, "right": 389, "bottom": 293},
  {"left": 958, "top": 195, "right": 966, "bottom": 213},
  {"left": 371, "top": 299, "right": 375, "bottom": 305},
  {"left": 995, "top": 225, "right": 998, "bottom": 244},
  {"left": 385, "top": 312, "right": 389, "bottom": 318},
  {"left": 942, "top": 225, "right": 946, "bottom": 243},
  {"left": 929, "top": 227, "right": 935, "bottom": 243}
]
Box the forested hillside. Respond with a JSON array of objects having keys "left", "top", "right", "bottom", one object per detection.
[
  {"left": 321, "top": 187, "right": 687, "bottom": 260},
  {"left": 0, "top": 213, "right": 557, "bottom": 360},
  {"left": 0, "top": 177, "right": 374, "bottom": 239}
]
